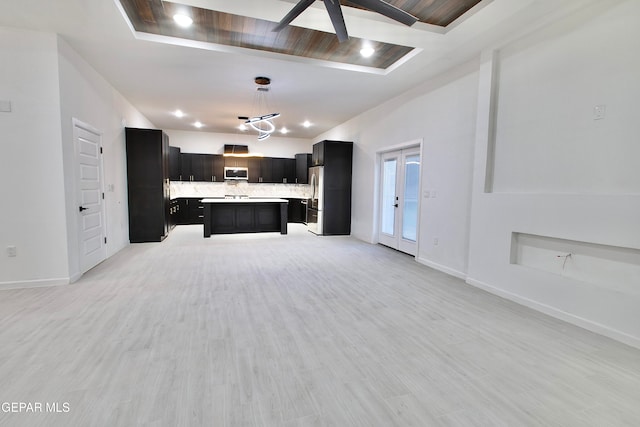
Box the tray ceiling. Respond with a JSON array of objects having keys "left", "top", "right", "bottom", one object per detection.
[{"left": 118, "top": 0, "right": 482, "bottom": 70}]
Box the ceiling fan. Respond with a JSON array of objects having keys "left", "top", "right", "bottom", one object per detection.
[{"left": 273, "top": 0, "right": 418, "bottom": 43}]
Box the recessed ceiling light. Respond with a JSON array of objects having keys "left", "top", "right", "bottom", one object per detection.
[
  {"left": 303, "top": 121, "right": 311, "bottom": 128},
  {"left": 173, "top": 14, "right": 193, "bottom": 28},
  {"left": 193, "top": 121, "right": 203, "bottom": 128},
  {"left": 174, "top": 109, "right": 184, "bottom": 118},
  {"left": 360, "top": 46, "right": 375, "bottom": 58},
  {"left": 280, "top": 127, "right": 289, "bottom": 134},
  {"left": 238, "top": 124, "right": 247, "bottom": 131}
]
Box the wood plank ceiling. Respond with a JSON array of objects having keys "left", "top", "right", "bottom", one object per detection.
[{"left": 118, "top": 0, "right": 482, "bottom": 70}]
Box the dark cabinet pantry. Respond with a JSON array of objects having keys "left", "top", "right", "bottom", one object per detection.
[
  {"left": 125, "top": 127, "right": 171, "bottom": 243},
  {"left": 309, "top": 140, "right": 353, "bottom": 236}
]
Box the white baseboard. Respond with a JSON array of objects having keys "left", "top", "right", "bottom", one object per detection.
[
  {"left": 0, "top": 277, "right": 70, "bottom": 291},
  {"left": 416, "top": 257, "right": 467, "bottom": 280},
  {"left": 466, "top": 277, "right": 640, "bottom": 350}
]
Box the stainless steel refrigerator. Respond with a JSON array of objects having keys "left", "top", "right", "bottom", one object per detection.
[{"left": 307, "top": 165, "right": 324, "bottom": 235}]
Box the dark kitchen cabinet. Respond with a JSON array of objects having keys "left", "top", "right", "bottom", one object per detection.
[
  {"left": 186, "top": 198, "right": 204, "bottom": 224},
  {"left": 295, "top": 153, "right": 311, "bottom": 184},
  {"left": 211, "top": 155, "right": 224, "bottom": 182},
  {"left": 181, "top": 153, "right": 206, "bottom": 181},
  {"left": 284, "top": 158, "right": 296, "bottom": 184},
  {"left": 181, "top": 153, "right": 223, "bottom": 182},
  {"left": 259, "top": 157, "right": 273, "bottom": 183},
  {"left": 311, "top": 140, "right": 353, "bottom": 235},
  {"left": 287, "top": 198, "right": 307, "bottom": 223},
  {"left": 247, "top": 157, "right": 261, "bottom": 183},
  {"left": 172, "top": 149, "right": 303, "bottom": 185},
  {"left": 169, "top": 146, "right": 181, "bottom": 181},
  {"left": 180, "top": 153, "right": 193, "bottom": 181},
  {"left": 175, "top": 198, "right": 203, "bottom": 225},
  {"left": 125, "top": 127, "right": 170, "bottom": 243},
  {"left": 312, "top": 143, "right": 325, "bottom": 166},
  {"left": 271, "top": 158, "right": 285, "bottom": 183},
  {"left": 169, "top": 199, "right": 179, "bottom": 230},
  {"left": 269, "top": 158, "right": 295, "bottom": 183},
  {"left": 175, "top": 198, "right": 186, "bottom": 223}
]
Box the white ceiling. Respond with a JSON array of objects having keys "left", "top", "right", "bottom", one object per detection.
[{"left": 0, "top": 0, "right": 592, "bottom": 139}]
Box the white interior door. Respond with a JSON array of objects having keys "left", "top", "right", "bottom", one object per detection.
[
  {"left": 378, "top": 147, "right": 421, "bottom": 256},
  {"left": 74, "top": 120, "right": 106, "bottom": 273}
]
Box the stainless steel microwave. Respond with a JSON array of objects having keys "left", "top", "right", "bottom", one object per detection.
[{"left": 224, "top": 166, "right": 249, "bottom": 180}]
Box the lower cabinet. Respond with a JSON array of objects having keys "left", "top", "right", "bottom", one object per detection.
[
  {"left": 175, "top": 198, "right": 204, "bottom": 225},
  {"left": 169, "top": 199, "right": 179, "bottom": 230},
  {"left": 287, "top": 198, "right": 307, "bottom": 224},
  {"left": 175, "top": 198, "right": 308, "bottom": 226},
  {"left": 204, "top": 201, "right": 288, "bottom": 236}
]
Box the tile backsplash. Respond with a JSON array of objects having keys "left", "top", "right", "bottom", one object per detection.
[{"left": 170, "top": 181, "right": 312, "bottom": 199}]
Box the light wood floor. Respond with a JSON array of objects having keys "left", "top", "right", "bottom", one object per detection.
[{"left": 1, "top": 224, "right": 639, "bottom": 427}]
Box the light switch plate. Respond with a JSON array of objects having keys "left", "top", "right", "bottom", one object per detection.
[{"left": 0, "top": 100, "right": 11, "bottom": 113}]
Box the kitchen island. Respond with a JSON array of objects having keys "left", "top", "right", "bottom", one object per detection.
[{"left": 202, "top": 198, "right": 288, "bottom": 237}]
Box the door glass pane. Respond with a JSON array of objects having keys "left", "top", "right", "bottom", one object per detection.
[
  {"left": 381, "top": 159, "right": 397, "bottom": 235},
  {"left": 402, "top": 154, "right": 420, "bottom": 241}
]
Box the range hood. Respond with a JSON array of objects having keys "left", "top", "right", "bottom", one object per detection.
[
  {"left": 224, "top": 144, "right": 249, "bottom": 156},
  {"left": 223, "top": 144, "right": 263, "bottom": 157}
]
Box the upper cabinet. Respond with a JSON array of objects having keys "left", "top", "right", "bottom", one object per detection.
[
  {"left": 169, "top": 146, "right": 181, "bottom": 181},
  {"left": 211, "top": 155, "right": 225, "bottom": 182},
  {"left": 296, "top": 153, "right": 312, "bottom": 184},
  {"left": 259, "top": 157, "right": 273, "bottom": 183},
  {"left": 312, "top": 143, "right": 324, "bottom": 166},
  {"left": 247, "top": 157, "right": 261, "bottom": 183},
  {"left": 268, "top": 158, "right": 296, "bottom": 184},
  {"left": 169, "top": 147, "right": 312, "bottom": 184},
  {"left": 177, "top": 152, "right": 224, "bottom": 182}
]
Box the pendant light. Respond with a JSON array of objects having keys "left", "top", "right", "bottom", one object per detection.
[{"left": 241, "top": 77, "right": 280, "bottom": 141}]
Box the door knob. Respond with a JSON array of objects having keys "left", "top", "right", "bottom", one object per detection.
[
  {"left": 79, "top": 206, "right": 88, "bottom": 212},
  {"left": 393, "top": 203, "right": 399, "bottom": 208}
]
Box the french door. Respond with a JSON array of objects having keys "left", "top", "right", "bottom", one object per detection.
[{"left": 378, "top": 147, "right": 421, "bottom": 255}]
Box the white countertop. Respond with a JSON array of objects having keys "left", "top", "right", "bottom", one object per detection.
[{"left": 201, "top": 198, "right": 288, "bottom": 203}]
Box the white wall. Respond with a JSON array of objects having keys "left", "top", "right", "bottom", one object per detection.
[
  {"left": 57, "top": 36, "right": 154, "bottom": 281},
  {"left": 0, "top": 26, "right": 154, "bottom": 288},
  {"left": 467, "top": 1, "right": 640, "bottom": 347},
  {"left": 491, "top": 2, "right": 640, "bottom": 194},
  {"left": 316, "top": 61, "right": 479, "bottom": 278},
  {"left": 0, "top": 28, "right": 69, "bottom": 288},
  {"left": 316, "top": 0, "right": 640, "bottom": 348},
  {"left": 165, "top": 129, "right": 312, "bottom": 158}
]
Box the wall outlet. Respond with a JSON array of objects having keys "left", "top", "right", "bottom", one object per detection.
[
  {"left": 0, "top": 100, "right": 11, "bottom": 113},
  {"left": 7, "top": 246, "right": 17, "bottom": 257},
  {"left": 593, "top": 104, "right": 606, "bottom": 120},
  {"left": 433, "top": 238, "right": 439, "bottom": 246}
]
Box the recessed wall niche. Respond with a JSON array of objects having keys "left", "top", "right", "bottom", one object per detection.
[{"left": 510, "top": 232, "right": 640, "bottom": 293}]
